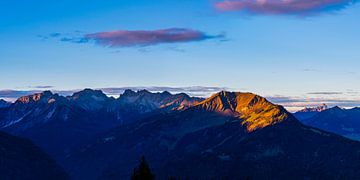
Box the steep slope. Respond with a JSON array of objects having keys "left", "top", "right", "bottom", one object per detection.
[
  {"left": 0, "top": 131, "right": 69, "bottom": 180},
  {"left": 164, "top": 121, "right": 360, "bottom": 179},
  {"left": 63, "top": 91, "right": 360, "bottom": 180},
  {"left": 294, "top": 103, "right": 328, "bottom": 120},
  {"left": 300, "top": 106, "right": 360, "bottom": 141},
  {"left": 196, "top": 91, "right": 291, "bottom": 131}
]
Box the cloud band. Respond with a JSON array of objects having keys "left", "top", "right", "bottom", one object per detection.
[
  {"left": 56, "top": 28, "right": 224, "bottom": 48},
  {"left": 215, "top": 0, "right": 357, "bottom": 15}
]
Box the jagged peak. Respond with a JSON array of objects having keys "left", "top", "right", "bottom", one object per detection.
[
  {"left": 195, "top": 91, "right": 294, "bottom": 132},
  {"left": 120, "top": 89, "right": 173, "bottom": 98},
  {"left": 121, "top": 89, "right": 152, "bottom": 97},
  {"left": 137, "top": 89, "right": 151, "bottom": 94},
  {"left": 71, "top": 89, "right": 107, "bottom": 99},
  {"left": 297, "top": 103, "right": 328, "bottom": 113},
  {"left": 326, "top": 106, "right": 344, "bottom": 112},
  {"left": 161, "top": 91, "right": 172, "bottom": 96},
  {"left": 15, "top": 91, "right": 56, "bottom": 104},
  {"left": 122, "top": 89, "right": 136, "bottom": 96}
]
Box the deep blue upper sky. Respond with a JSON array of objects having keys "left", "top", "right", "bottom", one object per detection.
[{"left": 1, "top": 0, "right": 360, "bottom": 109}]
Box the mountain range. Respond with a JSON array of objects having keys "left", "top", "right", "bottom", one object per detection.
[
  {"left": 0, "top": 89, "right": 201, "bottom": 163},
  {"left": 1, "top": 89, "right": 360, "bottom": 179},
  {"left": 295, "top": 105, "right": 360, "bottom": 141}
]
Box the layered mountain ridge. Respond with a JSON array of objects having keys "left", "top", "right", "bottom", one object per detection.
[
  {"left": 1, "top": 89, "right": 360, "bottom": 179},
  {"left": 0, "top": 89, "right": 203, "bottom": 165},
  {"left": 298, "top": 106, "right": 360, "bottom": 141},
  {"left": 62, "top": 90, "right": 360, "bottom": 179}
]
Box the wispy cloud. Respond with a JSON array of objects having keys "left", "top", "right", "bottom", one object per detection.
[
  {"left": 28, "top": 85, "right": 55, "bottom": 89},
  {"left": 85, "top": 28, "right": 224, "bottom": 47},
  {"left": 307, "top": 92, "right": 343, "bottom": 95},
  {"left": 0, "top": 90, "right": 39, "bottom": 99},
  {"left": 215, "top": 0, "right": 357, "bottom": 16},
  {"left": 45, "top": 28, "right": 225, "bottom": 48},
  {"left": 0, "top": 90, "right": 74, "bottom": 102}
]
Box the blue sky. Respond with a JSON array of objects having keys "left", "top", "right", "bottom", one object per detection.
[{"left": 1, "top": 0, "right": 360, "bottom": 110}]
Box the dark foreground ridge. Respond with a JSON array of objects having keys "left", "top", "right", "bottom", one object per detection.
[{"left": 0, "top": 131, "right": 69, "bottom": 180}]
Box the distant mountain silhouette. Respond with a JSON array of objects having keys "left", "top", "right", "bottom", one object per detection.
[
  {"left": 299, "top": 106, "right": 360, "bottom": 141},
  {"left": 293, "top": 103, "right": 328, "bottom": 120},
  {"left": 0, "top": 131, "right": 68, "bottom": 179},
  {"left": 64, "top": 91, "right": 360, "bottom": 179}
]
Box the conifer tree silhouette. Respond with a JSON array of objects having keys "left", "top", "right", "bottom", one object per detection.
[{"left": 131, "top": 156, "right": 155, "bottom": 180}]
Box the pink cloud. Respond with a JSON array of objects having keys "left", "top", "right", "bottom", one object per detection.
[
  {"left": 215, "top": 0, "right": 356, "bottom": 15},
  {"left": 83, "top": 28, "right": 223, "bottom": 47}
]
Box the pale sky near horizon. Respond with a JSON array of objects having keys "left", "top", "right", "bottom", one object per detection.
[{"left": 1, "top": 0, "right": 360, "bottom": 109}]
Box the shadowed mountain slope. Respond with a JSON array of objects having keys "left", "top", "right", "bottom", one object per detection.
[
  {"left": 300, "top": 106, "right": 360, "bottom": 141},
  {"left": 0, "top": 131, "right": 69, "bottom": 180}
]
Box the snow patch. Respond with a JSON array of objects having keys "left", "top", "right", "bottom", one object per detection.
[
  {"left": 307, "top": 128, "right": 330, "bottom": 136},
  {"left": 3, "top": 111, "right": 32, "bottom": 128},
  {"left": 46, "top": 107, "right": 56, "bottom": 120}
]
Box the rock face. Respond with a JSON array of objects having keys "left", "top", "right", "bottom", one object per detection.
[
  {"left": 65, "top": 91, "right": 360, "bottom": 180},
  {"left": 196, "top": 91, "right": 290, "bottom": 132},
  {"left": 0, "top": 131, "right": 68, "bottom": 180},
  {"left": 300, "top": 106, "right": 360, "bottom": 141},
  {"left": 294, "top": 103, "right": 328, "bottom": 120}
]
